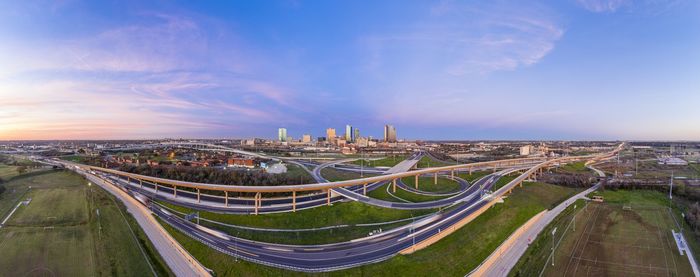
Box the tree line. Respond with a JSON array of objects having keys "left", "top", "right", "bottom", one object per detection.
[{"left": 117, "top": 164, "right": 313, "bottom": 187}]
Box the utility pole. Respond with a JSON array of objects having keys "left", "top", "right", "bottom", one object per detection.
[{"left": 551, "top": 227, "right": 557, "bottom": 267}]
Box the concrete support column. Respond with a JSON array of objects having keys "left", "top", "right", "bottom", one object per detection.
[
  {"left": 292, "top": 191, "right": 296, "bottom": 212},
  {"left": 173, "top": 185, "right": 177, "bottom": 198},
  {"left": 224, "top": 191, "right": 229, "bottom": 207},
  {"left": 197, "top": 189, "right": 200, "bottom": 203},
  {"left": 392, "top": 179, "right": 397, "bottom": 193},
  {"left": 139, "top": 179, "right": 142, "bottom": 189},
  {"left": 327, "top": 189, "right": 331, "bottom": 206},
  {"left": 363, "top": 184, "right": 367, "bottom": 195},
  {"left": 434, "top": 172, "right": 438, "bottom": 185},
  {"left": 127, "top": 176, "right": 130, "bottom": 184},
  {"left": 254, "top": 192, "right": 261, "bottom": 215},
  {"left": 469, "top": 167, "right": 473, "bottom": 175},
  {"left": 493, "top": 164, "right": 497, "bottom": 172},
  {"left": 155, "top": 183, "right": 158, "bottom": 194},
  {"left": 415, "top": 174, "right": 419, "bottom": 189},
  {"left": 451, "top": 170, "right": 454, "bottom": 179}
]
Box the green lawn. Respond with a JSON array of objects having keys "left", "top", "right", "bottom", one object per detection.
[
  {"left": 401, "top": 175, "right": 461, "bottom": 193},
  {"left": 350, "top": 155, "right": 407, "bottom": 168},
  {"left": 365, "top": 182, "right": 447, "bottom": 203},
  {"left": 367, "top": 182, "right": 404, "bottom": 202},
  {"left": 159, "top": 182, "right": 580, "bottom": 276},
  {"left": 556, "top": 161, "right": 589, "bottom": 174},
  {"left": 457, "top": 170, "right": 492, "bottom": 183},
  {"left": 0, "top": 169, "right": 167, "bottom": 277},
  {"left": 283, "top": 163, "right": 314, "bottom": 184}
]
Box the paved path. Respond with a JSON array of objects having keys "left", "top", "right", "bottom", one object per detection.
[{"left": 83, "top": 172, "right": 212, "bottom": 277}]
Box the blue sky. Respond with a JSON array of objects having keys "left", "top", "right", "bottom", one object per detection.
[{"left": 1, "top": 0, "right": 698, "bottom": 140}]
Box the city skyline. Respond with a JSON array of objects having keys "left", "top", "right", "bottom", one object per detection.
[{"left": 1, "top": 0, "right": 699, "bottom": 141}]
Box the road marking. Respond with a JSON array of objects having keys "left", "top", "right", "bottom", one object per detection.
[{"left": 228, "top": 246, "right": 260, "bottom": 257}]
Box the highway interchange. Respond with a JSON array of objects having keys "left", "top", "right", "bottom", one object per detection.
[{"left": 39, "top": 144, "right": 623, "bottom": 273}]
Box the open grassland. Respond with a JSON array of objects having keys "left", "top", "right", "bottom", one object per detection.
[
  {"left": 556, "top": 161, "right": 589, "bottom": 174},
  {"left": 515, "top": 190, "right": 694, "bottom": 277},
  {"left": 160, "top": 182, "right": 580, "bottom": 276},
  {"left": 400, "top": 175, "right": 461, "bottom": 193},
  {"left": 349, "top": 155, "right": 407, "bottom": 168},
  {"left": 0, "top": 169, "right": 167, "bottom": 277}
]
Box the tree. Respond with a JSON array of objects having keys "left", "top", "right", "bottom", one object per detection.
[{"left": 17, "top": 165, "right": 27, "bottom": 175}]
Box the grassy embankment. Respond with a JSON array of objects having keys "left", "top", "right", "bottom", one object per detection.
[
  {"left": 0, "top": 169, "right": 171, "bottom": 276},
  {"left": 158, "top": 200, "right": 435, "bottom": 245},
  {"left": 160, "top": 182, "right": 580, "bottom": 276}
]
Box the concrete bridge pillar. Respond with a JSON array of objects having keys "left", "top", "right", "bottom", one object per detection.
[
  {"left": 469, "top": 167, "right": 473, "bottom": 175},
  {"left": 197, "top": 189, "right": 200, "bottom": 203},
  {"left": 451, "top": 170, "right": 454, "bottom": 179},
  {"left": 155, "top": 183, "right": 158, "bottom": 194},
  {"left": 139, "top": 179, "right": 142, "bottom": 189},
  {"left": 327, "top": 189, "right": 331, "bottom": 206},
  {"left": 173, "top": 185, "right": 177, "bottom": 198},
  {"left": 224, "top": 191, "right": 229, "bottom": 207},
  {"left": 363, "top": 183, "right": 367, "bottom": 195},
  {"left": 415, "top": 175, "right": 419, "bottom": 189},
  {"left": 434, "top": 172, "right": 438, "bottom": 185},
  {"left": 254, "top": 192, "right": 261, "bottom": 215},
  {"left": 392, "top": 179, "right": 397, "bottom": 193},
  {"left": 127, "top": 176, "right": 130, "bottom": 184},
  {"left": 292, "top": 191, "right": 296, "bottom": 212}
]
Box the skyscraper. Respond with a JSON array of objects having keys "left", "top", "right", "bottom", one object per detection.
[
  {"left": 278, "top": 128, "right": 287, "bottom": 142},
  {"left": 302, "top": 134, "right": 312, "bottom": 143},
  {"left": 384, "top": 125, "right": 396, "bottom": 142},
  {"left": 345, "top": 125, "right": 353, "bottom": 142},
  {"left": 326, "top": 128, "right": 336, "bottom": 142},
  {"left": 353, "top": 128, "right": 360, "bottom": 142}
]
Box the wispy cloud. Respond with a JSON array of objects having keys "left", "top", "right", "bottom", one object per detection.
[
  {"left": 362, "top": 2, "right": 564, "bottom": 75},
  {"left": 577, "top": 0, "right": 629, "bottom": 13}
]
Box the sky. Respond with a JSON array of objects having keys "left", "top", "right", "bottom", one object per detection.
[{"left": 1, "top": 0, "right": 699, "bottom": 141}]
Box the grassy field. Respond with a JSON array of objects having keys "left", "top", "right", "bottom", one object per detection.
[
  {"left": 283, "top": 163, "right": 314, "bottom": 184},
  {"left": 0, "top": 164, "right": 19, "bottom": 180},
  {"left": 365, "top": 182, "right": 448, "bottom": 203},
  {"left": 0, "top": 170, "right": 168, "bottom": 277},
  {"left": 514, "top": 190, "right": 694, "bottom": 277},
  {"left": 160, "top": 182, "right": 580, "bottom": 276},
  {"left": 457, "top": 170, "right": 492, "bottom": 183},
  {"left": 350, "top": 155, "right": 407, "bottom": 168},
  {"left": 556, "top": 161, "right": 589, "bottom": 173},
  {"left": 491, "top": 175, "right": 518, "bottom": 191},
  {"left": 416, "top": 156, "right": 452, "bottom": 168},
  {"left": 157, "top": 199, "right": 434, "bottom": 244},
  {"left": 400, "top": 175, "right": 461, "bottom": 193},
  {"left": 320, "top": 167, "right": 378, "bottom": 182}
]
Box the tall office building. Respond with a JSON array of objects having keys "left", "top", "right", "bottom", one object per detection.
[
  {"left": 384, "top": 125, "right": 397, "bottom": 142},
  {"left": 278, "top": 128, "right": 287, "bottom": 142},
  {"left": 345, "top": 125, "right": 353, "bottom": 142},
  {"left": 326, "top": 128, "right": 336, "bottom": 142},
  {"left": 302, "top": 134, "right": 312, "bottom": 143},
  {"left": 353, "top": 128, "right": 360, "bottom": 142}
]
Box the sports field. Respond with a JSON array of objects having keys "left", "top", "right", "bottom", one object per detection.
[
  {"left": 545, "top": 202, "right": 693, "bottom": 276},
  {"left": 0, "top": 170, "right": 162, "bottom": 276}
]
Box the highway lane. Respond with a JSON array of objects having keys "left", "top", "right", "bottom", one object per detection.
[{"left": 148, "top": 170, "right": 507, "bottom": 272}]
